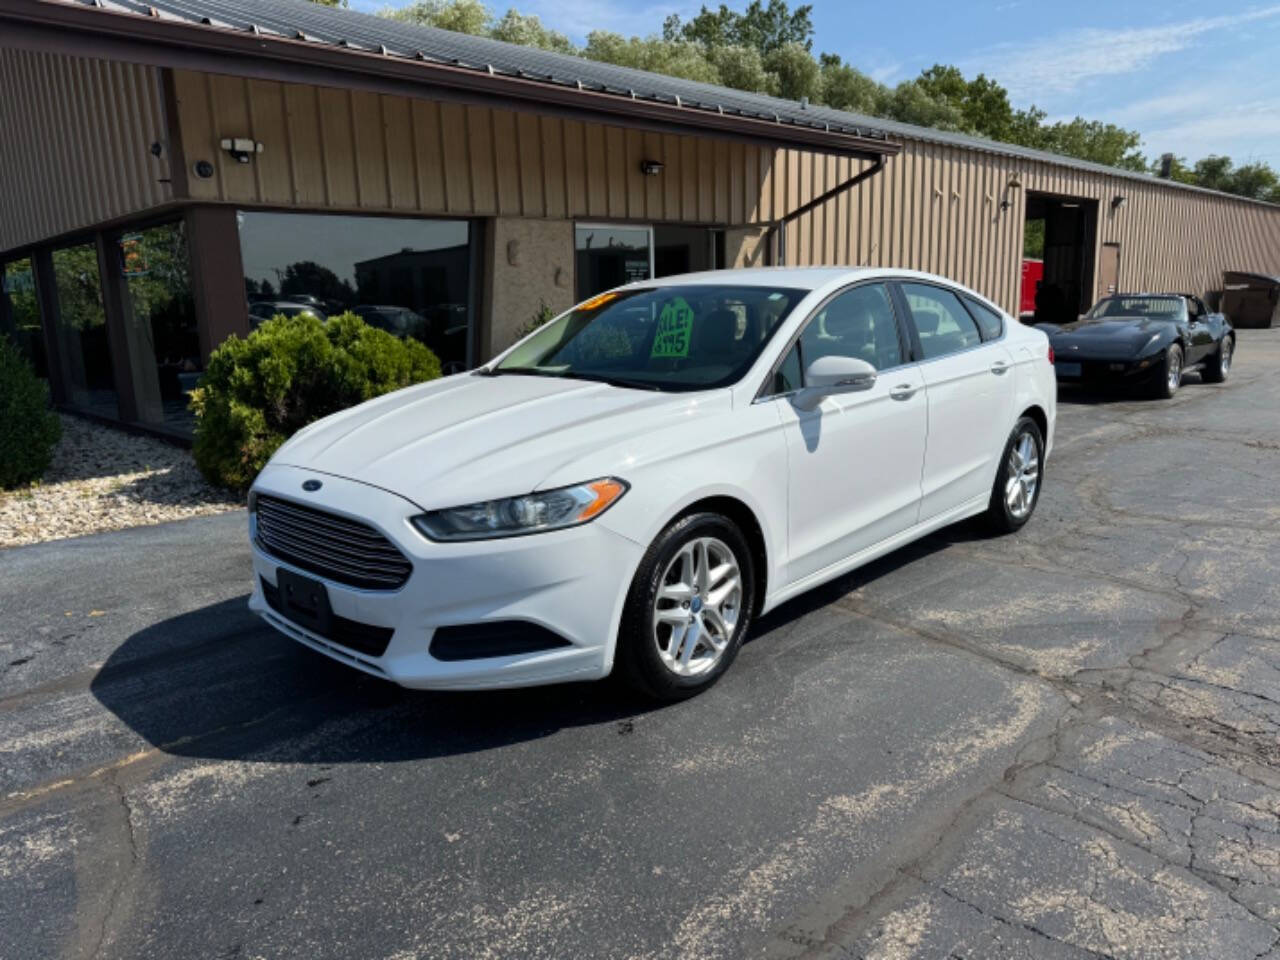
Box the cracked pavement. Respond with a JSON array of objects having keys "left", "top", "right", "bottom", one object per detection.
[{"left": 2, "top": 330, "right": 1279, "bottom": 960}]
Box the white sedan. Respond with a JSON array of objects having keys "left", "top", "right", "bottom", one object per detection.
[{"left": 248, "top": 268, "right": 1055, "bottom": 699}]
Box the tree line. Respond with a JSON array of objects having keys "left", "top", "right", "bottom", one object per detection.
[{"left": 312, "top": 0, "right": 1279, "bottom": 204}]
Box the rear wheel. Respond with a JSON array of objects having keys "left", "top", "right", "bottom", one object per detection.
[
  {"left": 1152, "top": 344, "right": 1183, "bottom": 399},
  {"left": 985, "top": 416, "right": 1044, "bottom": 534},
  {"left": 616, "top": 513, "right": 755, "bottom": 700},
  {"left": 1202, "top": 336, "right": 1233, "bottom": 383}
]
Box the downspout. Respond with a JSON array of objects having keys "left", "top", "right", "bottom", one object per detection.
[{"left": 772, "top": 155, "right": 887, "bottom": 266}]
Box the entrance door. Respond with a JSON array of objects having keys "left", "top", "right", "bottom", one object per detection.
[{"left": 1099, "top": 243, "right": 1120, "bottom": 298}]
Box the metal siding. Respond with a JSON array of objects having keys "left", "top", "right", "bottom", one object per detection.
[{"left": 0, "top": 49, "right": 173, "bottom": 250}]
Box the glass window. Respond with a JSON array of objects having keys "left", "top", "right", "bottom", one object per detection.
[
  {"left": 575, "top": 225, "right": 652, "bottom": 300},
  {"left": 2, "top": 258, "right": 46, "bottom": 379},
  {"left": 772, "top": 344, "right": 803, "bottom": 395},
  {"left": 801, "top": 284, "right": 902, "bottom": 372},
  {"left": 900, "top": 282, "right": 983, "bottom": 360},
  {"left": 120, "top": 223, "right": 199, "bottom": 433},
  {"left": 51, "top": 241, "right": 118, "bottom": 418},
  {"left": 238, "top": 212, "right": 474, "bottom": 374},
  {"left": 964, "top": 297, "right": 1005, "bottom": 341},
  {"left": 496, "top": 284, "right": 805, "bottom": 392}
]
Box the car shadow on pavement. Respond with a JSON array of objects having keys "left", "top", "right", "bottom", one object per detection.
[
  {"left": 90, "top": 596, "right": 660, "bottom": 766},
  {"left": 91, "top": 522, "right": 977, "bottom": 767}
]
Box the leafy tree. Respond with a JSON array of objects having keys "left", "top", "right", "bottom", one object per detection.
[
  {"left": 706, "top": 44, "right": 771, "bottom": 94},
  {"left": 583, "top": 33, "right": 721, "bottom": 84},
  {"left": 818, "top": 54, "right": 884, "bottom": 114},
  {"left": 491, "top": 9, "right": 574, "bottom": 53},
  {"left": 386, "top": 0, "right": 491, "bottom": 34},
  {"left": 307, "top": 0, "right": 349, "bottom": 7},
  {"left": 668, "top": 0, "right": 814, "bottom": 54},
  {"left": 763, "top": 41, "right": 822, "bottom": 102}
]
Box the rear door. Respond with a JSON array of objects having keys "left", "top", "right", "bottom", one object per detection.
[
  {"left": 766, "top": 282, "right": 928, "bottom": 583},
  {"left": 893, "top": 281, "right": 1016, "bottom": 522}
]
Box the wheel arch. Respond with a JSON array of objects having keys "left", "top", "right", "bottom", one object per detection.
[
  {"left": 1019, "top": 403, "right": 1048, "bottom": 442},
  {"left": 671, "top": 495, "right": 770, "bottom": 617}
]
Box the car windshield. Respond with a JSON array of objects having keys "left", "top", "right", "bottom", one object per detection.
[
  {"left": 1088, "top": 297, "right": 1186, "bottom": 320},
  {"left": 491, "top": 285, "right": 807, "bottom": 391}
]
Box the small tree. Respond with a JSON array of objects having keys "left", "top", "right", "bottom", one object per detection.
[{"left": 0, "top": 337, "right": 61, "bottom": 490}]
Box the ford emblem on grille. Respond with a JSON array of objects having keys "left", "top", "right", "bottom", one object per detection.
[{"left": 302, "top": 479, "right": 323, "bottom": 491}]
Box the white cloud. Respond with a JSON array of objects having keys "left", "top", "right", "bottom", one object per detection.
[{"left": 967, "top": 5, "right": 1280, "bottom": 99}]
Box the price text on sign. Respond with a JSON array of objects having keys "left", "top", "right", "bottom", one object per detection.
[{"left": 650, "top": 298, "right": 695, "bottom": 358}]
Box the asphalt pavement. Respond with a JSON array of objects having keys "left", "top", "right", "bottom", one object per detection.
[{"left": 3, "top": 330, "right": 1279, "bottom": 960}]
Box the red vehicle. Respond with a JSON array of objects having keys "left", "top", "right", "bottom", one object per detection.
[{"left": 1020, "top": 259, "right": 1043, "bottom": 317}]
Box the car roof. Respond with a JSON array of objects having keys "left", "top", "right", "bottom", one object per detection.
[{"left": 632, "top": 266, "right": 991, "bottom": 295}]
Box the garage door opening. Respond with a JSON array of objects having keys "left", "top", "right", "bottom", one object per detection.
[{"left": 1023, "top": 194, "right": 1098, "bottom": 325}]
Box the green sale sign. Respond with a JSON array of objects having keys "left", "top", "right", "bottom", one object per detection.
[{"left": 650, "top": 298, "right": 695, "bottom": 359}]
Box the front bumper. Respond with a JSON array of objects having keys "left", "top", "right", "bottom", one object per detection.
[
  {"left": 1053, "top": 353, "right": 1162, "bottom": 387},
  {"left": 247, "top": 464, "right": 645, "bottom": 690}
]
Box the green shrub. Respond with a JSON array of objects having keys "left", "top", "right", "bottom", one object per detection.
[
  {"left": 191, "top": 312, "right": 441, "bottom": 492},
  {"left": 0, "top": 336, "right": 61, "bottom": 490}
]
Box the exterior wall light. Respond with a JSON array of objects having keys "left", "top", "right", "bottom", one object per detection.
[
  {"left": 640, "top": 159, "right": 664, "bottom": 176},
  {"left": 220, "top": 137, "right": 264, "bottom": 164}
]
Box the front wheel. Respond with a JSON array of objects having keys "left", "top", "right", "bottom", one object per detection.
[
  {"left": 1201, "top": 336, "right": 1233, "bottom": 383},
  {"left": 1152, "top": 343, "right": 1183, "bottom": 399},
  {"left": 985, "top": 417, "right": 1044, "bottom": 534},
  {"left": 615, "top": 513, "right": 755, "bottom": 700}
]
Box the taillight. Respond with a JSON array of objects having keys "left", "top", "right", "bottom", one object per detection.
[{"left": 1048, "top": 345, "right": 1055, "bottom": 364}]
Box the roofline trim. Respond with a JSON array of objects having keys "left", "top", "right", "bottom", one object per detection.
[{"left": 0, "top": 0, "right": 899, "bottom": 160}]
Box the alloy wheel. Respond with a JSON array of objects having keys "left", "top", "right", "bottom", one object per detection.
[
  {"left": 1168, "top": 353, "right": 1182, "bottom": 392},
  {"left": 652, "top": 537, "right": 742, "bottom": 678},
  {"left": 1005, "top": 431, "right": 1041, "bottom": 521},
  {"left": 1221, "top": 340, "right": 1232, "bottom": 376}
]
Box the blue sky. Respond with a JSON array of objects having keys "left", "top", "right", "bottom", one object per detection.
[{"left": 357, "top": 0, "right": 1280, "bottom": 166}]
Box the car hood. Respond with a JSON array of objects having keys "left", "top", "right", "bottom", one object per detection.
[
  {"left": 270, "top": 373, "right": 727, "bottom": 509},
  {"left": 1040, "top": 317, "right": 1169, "bottom": 359}
]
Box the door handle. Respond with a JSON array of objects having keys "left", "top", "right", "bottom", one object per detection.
[
  {"left": 889, "top": 384, "right": 917, "bottom": 401},
  {"left": 990, "top": 361, "right": 1009, "bottom": 375}
]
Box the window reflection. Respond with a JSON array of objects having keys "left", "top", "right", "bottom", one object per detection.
[
  {"left": 121, "top": 223, "right": 199, "bottom": 433},
  {"left": 238, "top": 213, "right": 474, "bottom": 374},
  {"left": 1, "top": 258, "right": 46, "bottom": 379},
  {"left": 51, "top": 242, "right": 118, "bottom": 419},
  {"left": 575, "top": 225, "right": 652, "bottom": 301}
]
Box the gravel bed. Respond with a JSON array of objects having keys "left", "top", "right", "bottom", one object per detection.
[{"left": 0, "top": 415, "right": 241, "bottom": 548}]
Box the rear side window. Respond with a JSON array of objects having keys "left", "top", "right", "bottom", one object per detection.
[
  {"left": 900, "top": 283, "right": 983, "bottom": 360},
  {"left": 964, "top": 297, "right": 1005, "bottom": 340}
]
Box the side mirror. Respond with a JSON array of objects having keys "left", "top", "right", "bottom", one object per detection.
[{"left": 792, "top": 355, "right": 877, "bottom": 411}]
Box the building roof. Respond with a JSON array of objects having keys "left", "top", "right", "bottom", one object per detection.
[{"left": 22, "top": 0, "right": 1280, "bottom": 206}]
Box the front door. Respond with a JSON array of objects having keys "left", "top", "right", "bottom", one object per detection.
[
  {"left": 895, "top": 281, "right": 1016, "bottom": 521},
  {"left": 769, "top": 282, "right": 928, "bottom": 583},
  {"left": 1099, "top": 243, "right": 1120, "bottom": 298}
]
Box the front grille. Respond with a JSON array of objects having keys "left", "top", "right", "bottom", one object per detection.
[
  {"left": 255, "top": 494, "right": 412, "bottom": 590},
  {"left": 261, "top": 578, "right": 394, "bottom": 658}
]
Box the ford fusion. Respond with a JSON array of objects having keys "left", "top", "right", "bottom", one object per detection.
[{"left": 249, "top": 268, "right": 1056, "bottom": 699}]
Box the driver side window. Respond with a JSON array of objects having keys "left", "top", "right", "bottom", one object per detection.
[{"left": 766, "top": 284, "right": 901, "bottom": 397}]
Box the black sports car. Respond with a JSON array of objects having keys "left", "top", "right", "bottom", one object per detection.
[{"left": 1037, "top": 293, "right": 1235, "bottom": 398}]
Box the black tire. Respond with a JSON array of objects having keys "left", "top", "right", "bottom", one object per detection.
[
  {"left": 1201, "top": 335, "right": 1233, "bottom": 384},
  {"left": 1151, "top": 343, "right": 1183, "bottom": 399},
  {"left": 985, "top": 416, "right": 1045, "bottom": 534},
  {"left": 615, "top": 512, "right": 756, "bottom": 701}
]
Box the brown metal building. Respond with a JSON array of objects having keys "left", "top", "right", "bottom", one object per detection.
[{"left": 3, "top": 0, "right": 1280, "bottom": 439}]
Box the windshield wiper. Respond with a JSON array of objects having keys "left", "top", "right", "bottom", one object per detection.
[
  {"left": 483, "top": 368, "right": 662, "bottom": 390},
  {"left": 553, "top": 372, "right": 663, "bottom": 391}
]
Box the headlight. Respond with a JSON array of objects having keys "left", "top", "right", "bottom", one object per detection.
[{"left": 410, "top": 478, "right": 628, "bottom": 541}]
